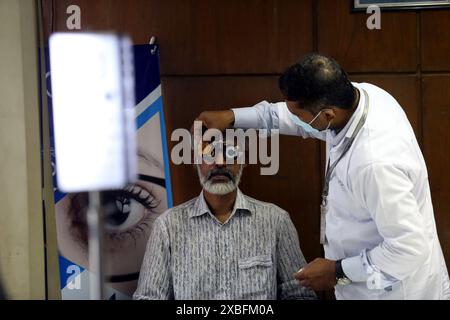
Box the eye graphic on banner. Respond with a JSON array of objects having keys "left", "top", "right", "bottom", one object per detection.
[{"left": 43, "top": 43, "right": 172, "bottom": 299}]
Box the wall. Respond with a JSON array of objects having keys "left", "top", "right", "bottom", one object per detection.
[
  {"left": 0, "top": 0, "right": 46, "bottom": 299},
  {"left": 41, "top": 0, "right": 450, "bottom": 284}
]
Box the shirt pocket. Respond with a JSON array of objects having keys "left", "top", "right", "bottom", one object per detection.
[
  {"left": 377, "top": 280, "right": 405, "bottom": 300},
  {"left": 238, "top": 255, "right": 274, "bottom": 299}
]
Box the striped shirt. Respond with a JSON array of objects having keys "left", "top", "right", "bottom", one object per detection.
[{"left": 133, "top": 189, "right": 317, "bottom": 300}]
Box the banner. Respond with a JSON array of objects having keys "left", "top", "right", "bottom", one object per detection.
[{"left": 44, "top": 44, "right": 173, "bottom": 299}]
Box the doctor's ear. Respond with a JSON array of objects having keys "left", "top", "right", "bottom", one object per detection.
[{"left": 322, "top": 108, "right": 337, "bottom": 121}]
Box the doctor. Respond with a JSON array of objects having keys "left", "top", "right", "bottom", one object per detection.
[{"left": 195, "top": 53, "right": 450, "bottom": 300}]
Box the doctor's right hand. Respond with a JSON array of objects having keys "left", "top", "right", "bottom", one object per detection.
[{"left": 195, "top": 110, "right": 235, "bottom": 132}]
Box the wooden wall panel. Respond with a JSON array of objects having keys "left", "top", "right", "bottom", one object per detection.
[
  {"left": 46, "top": 0, "right": 313, "bottom": 75},
  {"left": 421, "top": 10, "right": 450, "bottom": 71},
  {"left": 422, "top": 76, "right": 450, "bottom": 268},
  {"left": 317, "top": 0, "right": 417, "bottom": 72},
  {"left": 162, "top": 76, "right": 322, "bottom": 262},
  {"left": 350, "top": 75, "right": 421, "bottom": 142}
]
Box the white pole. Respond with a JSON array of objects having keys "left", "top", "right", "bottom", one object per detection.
[{"left": 87, "top": 191, "right": 105, "bottom": 300}]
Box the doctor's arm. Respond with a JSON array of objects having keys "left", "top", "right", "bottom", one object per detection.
[
  {"left": 342, "top": 163, "right": 430, "bottom": 289},
  {"left": 196, "top": 101, "right": 326, "bottom": 140}
]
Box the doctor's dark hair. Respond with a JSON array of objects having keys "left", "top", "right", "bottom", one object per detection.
[{"left": 279, "top": 53, "right": 356, "bottom": 114}]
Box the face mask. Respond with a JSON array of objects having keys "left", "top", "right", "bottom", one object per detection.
[{"left": 289, "top": 110, "right": 331, "bottom": 134}]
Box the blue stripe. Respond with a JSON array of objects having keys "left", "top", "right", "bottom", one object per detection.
[
  {"left": 136, "top": 96, "right": 163, "bottom": 129},
  {"left": 135, "top": 96, "right": 173, "bottom": 208},
  {"left": 158, "top": 104, "right": 173, "bottom": 208}
]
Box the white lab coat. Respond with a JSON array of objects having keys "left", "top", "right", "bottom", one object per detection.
[{"left": 232, "top": 82, "right": 450, "bottom": 300}]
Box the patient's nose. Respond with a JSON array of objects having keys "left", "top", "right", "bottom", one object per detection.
[{"left": 215, "top": 151, "right": 225, "bottom": 166}]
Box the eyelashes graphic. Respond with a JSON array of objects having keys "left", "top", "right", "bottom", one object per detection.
[{"left": 67, "top": 174, "right": 167, "bottom": 283}]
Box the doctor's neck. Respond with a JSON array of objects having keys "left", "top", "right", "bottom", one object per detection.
[{"left": 331, "top": 87, "right": 360, "bottom": 133}]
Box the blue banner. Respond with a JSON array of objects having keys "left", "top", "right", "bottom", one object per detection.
[{"left": 43, "top": 44, "right": 173, "bottom": 299}]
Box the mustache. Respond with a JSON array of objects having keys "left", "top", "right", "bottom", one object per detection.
[{"left": 207, "top": 168, "right": 234, "bottom": 182}]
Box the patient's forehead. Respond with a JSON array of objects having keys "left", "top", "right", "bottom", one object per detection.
[
  {"left": 195, "top": 128, "right": 249, "bottom": 152},
  {"left": 202, "top": 133, "right": 241, "bottom": 148}
]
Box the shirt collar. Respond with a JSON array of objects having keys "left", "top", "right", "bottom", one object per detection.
[
  {"left": 190, "top": 188, "right": 252, "bottom": 219},
  {"left": 329, "top": 84, "right": 366, "bottom": 147}
]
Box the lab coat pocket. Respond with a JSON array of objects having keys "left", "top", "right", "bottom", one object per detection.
[
  {"left": 379, "top": 280, "right": 405, "bottom": 300},
  {"left": 238, "top": 255, "right": 273, "bottom": 299}
]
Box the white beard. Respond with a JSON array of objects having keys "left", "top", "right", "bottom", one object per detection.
[{"left": 197, "top": 165, "right": 243, "bottom": 196}]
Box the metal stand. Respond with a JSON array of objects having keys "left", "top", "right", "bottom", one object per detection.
[{"left": 87, "top": 191, "right": 105, "bottom": 300}]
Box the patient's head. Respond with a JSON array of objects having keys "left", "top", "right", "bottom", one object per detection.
[{"left": 196, "top": 139, "right": 244, "bottom": 196}]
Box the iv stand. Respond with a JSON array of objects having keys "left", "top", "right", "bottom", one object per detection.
[
  {"left": 84, "top": 35, "right": 153, "bottom": 300},
  {"left": 87, "top": 191, "right": 105, "bottom": 300}
]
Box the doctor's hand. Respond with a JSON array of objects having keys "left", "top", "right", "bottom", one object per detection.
[
  {"left": 195, "top": 110, "right": 235, "bottom": 132},
  {"left": 294, "top": 258, "right": 337, "bottom": 291}
]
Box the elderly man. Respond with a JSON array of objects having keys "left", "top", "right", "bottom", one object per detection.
[{"left": 133, "top": 135, "right": 316, "bottom": 300}]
